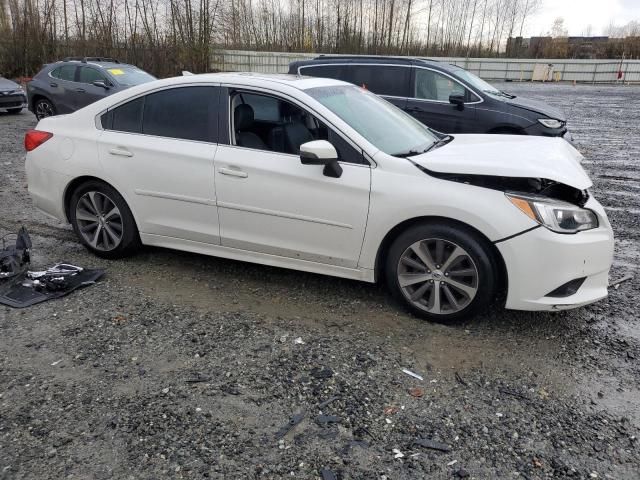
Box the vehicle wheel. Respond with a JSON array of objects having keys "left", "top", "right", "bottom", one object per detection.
[
  {"left": 385, "top": 222, "right": 496, "bottom": 323},
  {"left": 69, "top": 181, "right": 140, "bottom": 259},
  {"left": 7, "top": 107, "right": 22, "bottom": 114},
  {"left": 34, "top": 99, "right": 56, "bottom": 120}
]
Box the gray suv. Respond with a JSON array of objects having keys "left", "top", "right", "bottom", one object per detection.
[{"left": 27, "top": 57, "right": 156, "bottom": 120}]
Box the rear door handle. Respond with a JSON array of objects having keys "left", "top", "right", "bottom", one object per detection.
[
  {"left": 218, "top": 167, "right": 248, "bottom": 178},
  {"left": 49, "top": 82, "right": 58, "bottom": 87},
  {"left": 75, "top": 88, "right": 86, "bottom": 93},
  {"left": 108, "top": 148, "right": 133, "bottom": 158}
]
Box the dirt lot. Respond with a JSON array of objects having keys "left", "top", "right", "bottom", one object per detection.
[{"left": 1, "top": 83, "right": 639, "bottom": 479}]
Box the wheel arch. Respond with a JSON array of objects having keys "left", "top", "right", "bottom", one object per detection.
[
  {"left": 31, "top": 93, "right": 54, "bottom": 110},
  {"left": 63, "top": 176, "right": 139, "bottom": 229},
  {"left": 374, "top": 215, "right": 507, "bottom": 294}
]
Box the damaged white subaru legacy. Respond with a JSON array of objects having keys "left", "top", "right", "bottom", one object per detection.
[{"left": 25, "top": 73, "right": 614, "bottom": 322}]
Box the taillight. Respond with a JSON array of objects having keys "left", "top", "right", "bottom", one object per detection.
[{"left": 24, "top": 130, "right": 53, "bottom": 152}]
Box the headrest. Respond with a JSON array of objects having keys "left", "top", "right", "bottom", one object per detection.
[{"left": 234, "top": 104, "right": 254, "bottom": 130}]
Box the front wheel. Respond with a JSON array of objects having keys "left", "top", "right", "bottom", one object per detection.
[
  {"left": 69, "top": 181, "right": 140, "bottom": 259},
  {"left": 385, "top": 223, "right": 497, "bottom": 323}
]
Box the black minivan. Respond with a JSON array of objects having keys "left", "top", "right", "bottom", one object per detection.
[{"left": 289, "top": 56, "right": 569, "bottom": 137}]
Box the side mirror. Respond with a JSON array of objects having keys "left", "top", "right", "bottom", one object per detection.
[
  {"left": 300, "top": 140, "right": 343, "bottom": 178},
  {"left": 449, "top": 93, "right": 465, "bottom": 111},
  {"left": 92, "top": 80, "right": 109, "bottom": 89}
]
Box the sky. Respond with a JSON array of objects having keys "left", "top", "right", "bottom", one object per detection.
[{"left": 525, "top": 0, "right": 640, "bottom": 36}]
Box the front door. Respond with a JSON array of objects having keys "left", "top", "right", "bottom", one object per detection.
[
  {"left": 407, "top": 67, "right": 478, "bottom": 133},
  {"left": 75, "top": 66, "right": 110, "bottom": 110},
  {"left": 97, "top": 85, "right": 221, "bottom": 244},
  {"left": 214, "top": 89, "right": 371, "bottom": 269}
]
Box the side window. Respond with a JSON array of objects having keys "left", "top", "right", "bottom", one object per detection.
[
  {"left": 101, "top": 97, "right": 144, "bottom": 133},
  {"left": 51, "top": 65, "right": 76, "bottom": 82},
  {"left": 299, "top": 65, "right": 343, "bottom": 80},
  {"left": 230, "top": 91, "right": 366, "bottom": 164},
  {"left": 142, "top": 86, "right": 218, "bottom": 142},
  {"left": 414, "top": 69, "right": 467, "bottom": 102},
  {"left": 79, "top": 67, "right": 106, "bottom": 84},
  {"left": 346, "top": 65, "right": 410, "bottom": 97}
]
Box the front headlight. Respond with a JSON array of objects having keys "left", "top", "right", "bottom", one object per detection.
[
  {"left": 538, "top": 118, "right": 564, "bottom": 129},
  {"left": 506, "top": 193, "right": 598, "bottom": 234}
]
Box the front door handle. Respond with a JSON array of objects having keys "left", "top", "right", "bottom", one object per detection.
[
  {"left": 75, "top": 88, "right": 86, "bottom": 93},
  {"left": 108, "top": 148, "right": 133, "bottom": 157},
  {"left": 49, "top": 82, "right": 58, "bottom": 87},
  {"left": 218, "top": 167, "right": 248, "bottom": 178}
]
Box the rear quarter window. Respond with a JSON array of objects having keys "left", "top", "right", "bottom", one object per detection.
[
  {"left": 299, "top": 65, "right": 344, "bottom": 80},
  {"left": 346, "top": 65, "right": 411, "bottom": 97}
]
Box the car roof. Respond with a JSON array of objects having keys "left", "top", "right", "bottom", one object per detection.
[
  {"left": 162, "top": 72, "right": 351, "bottom": 90},
  {"left": 293, "top": 55, "right": 446, "bottom": 68}
]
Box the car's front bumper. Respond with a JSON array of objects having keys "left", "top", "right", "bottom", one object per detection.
[
  {"left": 0, "top": 93, "right": 27, "bottom": 110},
  {"left": 497, "top": 197, "right": 614, "bottom": 311}
]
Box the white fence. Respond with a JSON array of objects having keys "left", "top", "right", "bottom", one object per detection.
[{"left": 211, "top": 49, "right": 640, "bottom": 83}]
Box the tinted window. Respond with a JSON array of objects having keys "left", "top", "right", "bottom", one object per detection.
[
  {"left": 142, "top": 87, "right": 217, "bottom": 142},
  {"left": 414, "top": 69, "right": 467, "bottom": 102},
  {"left": 238, "top": 93, "right": 280, "bottom": 122},
  {"left": 51, "top": 65, "right": 76, "bottom": 81},
  {"left": 101, "top": 97, "right": 144, "bottom": 133},
  {"left": 299, "top": 65, "right": 343, "bottom": 80},
  {"left": 346, "top": 65, "right": 410, "bottom": 97},
  {"left": 79, "top": 67, "right": 106, "bottom": 84}
]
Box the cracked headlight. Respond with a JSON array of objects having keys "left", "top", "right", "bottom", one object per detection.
[
  {"left": 506, "top": 193, "right": 598, "bottom": 234},
  {"left": 538, "top": 118, "right": 564, "bottom": 129}
]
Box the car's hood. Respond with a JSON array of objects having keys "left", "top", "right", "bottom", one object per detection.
[
  {"left": 412, "top": 134, "right": 591, "bottom": 190},
  {"left": 503, "top": 94, "right": 566, "bottom": 122},
  {"left": 0, "top": 77, "right": 19, "bottom": 91}
]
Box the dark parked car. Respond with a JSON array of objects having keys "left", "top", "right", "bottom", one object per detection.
[
  {"left": 0, "top": 76, "right": 27, "bottom": 114},
  {"left": 289, "top": 56, "right": 569, "bottom": 137},
  {"left": 27, "top": 57, "right": 156, "bottom": 120}
]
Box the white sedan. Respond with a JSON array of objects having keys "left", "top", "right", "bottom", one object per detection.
[{"left": 24, "top": 73, "right": 614, "bottom": 322}]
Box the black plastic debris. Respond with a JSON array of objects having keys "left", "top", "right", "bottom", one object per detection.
[
  {"left": 0, "top": 227, "right": 31, "bottom": 280},
  {"left": 0, "top": 227, "right": 104, "bottom": 308},
  {"left": 274, "top": 412, "right": 305, "bottom": 440},
  {"left": 413, "top": 438, "right": 451, "bottom": 452},
  {"left": 319, "top": 468, "right": 337, "bottom": 480}
]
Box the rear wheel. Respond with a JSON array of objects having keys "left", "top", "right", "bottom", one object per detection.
[
  {"left": 34, "top": 98, "right": 55, "bottom": 120},
  {"left": 385, "top": 223, "right": 497, "bottom": 323},
  {"left": 69, "top": 181, "right": 140, "bottom": 259},
  {"left": 7, "top": 107, "right": 22, "bottom": 114}
]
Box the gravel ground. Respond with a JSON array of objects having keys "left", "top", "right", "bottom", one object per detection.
[{"left": 1, "top": 83, "right": 639, "bottom": 479}]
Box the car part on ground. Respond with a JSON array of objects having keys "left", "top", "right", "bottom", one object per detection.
[
  {"left": 24, "top": 72, "right": 614, "bottom": 322},
  {"left": 0, "top": 227, "right": 105, "bottom": 308},
  {"left": 27, "top": 57, "right": 156, "bottom": 119}
]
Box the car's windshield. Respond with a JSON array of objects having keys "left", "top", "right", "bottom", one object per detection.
[
  {"left": 450, "top": 67, "right": 502, "bottom": 96},
  {"left": 105, "top": 67, "right": 156, "bottom": 87},
  {"left": 305, "top": 84, "right": 438, "bottom": 156}
]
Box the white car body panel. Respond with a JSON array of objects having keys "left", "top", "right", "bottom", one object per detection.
[{"left": 24, "top": 72, "right": 614, "bottom": 313}]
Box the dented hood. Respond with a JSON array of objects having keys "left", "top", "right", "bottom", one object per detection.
[{"left": 413, "top": 134, "right": 592, "bottom": 190}]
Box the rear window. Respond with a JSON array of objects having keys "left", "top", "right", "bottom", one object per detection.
[
  {"left": 106, "top": 67, "right": 155, "bottom": 86},
  {"left": 51, "top": 65, "right": 76, "bottom": 81},
  {"left": 142, "top": 87, "right": 217, "bottom": 142},
  {"left": 344, "top": 65, "right": 411, "bottom": 97}
]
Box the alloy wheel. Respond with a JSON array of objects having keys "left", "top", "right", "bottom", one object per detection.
[
  {"left": 75, "top": 191, "right": 123, "bottom": 251},
  {"left": 35, "top": 101, "right": 54, "bottom": 119},
  {"left": 397, "top": 238, "right": 479, "bottom": 314}
]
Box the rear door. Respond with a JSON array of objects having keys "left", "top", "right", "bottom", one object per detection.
[
  {"left": 407, "top": 67, "right": 479, "bottom": 133},
  {"left": 48, "top": 65, "right": 78, "bottom": 114},
  {"left": 76, "top": 66, "right": 110, "bottom": 109},
  {"left": 97, "top": 85, "right": 221, "bottom": 244}
]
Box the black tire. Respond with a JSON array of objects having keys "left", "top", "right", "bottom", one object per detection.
[
  {"left": 7, "top": 108, "right": 22, "bottom": 114},
  {"left": 385, "top": 222, "right": 497, "bottom": 323},
  {"left": 34, "top": 98, "right": 56, "bottom": 120},
  {"left": 69, "top": 181, "right": 140, "bottom": 259}
]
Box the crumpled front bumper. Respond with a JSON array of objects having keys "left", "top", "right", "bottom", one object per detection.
[{"left": 497, "top": 197, "right": 614, "bottom": 311}]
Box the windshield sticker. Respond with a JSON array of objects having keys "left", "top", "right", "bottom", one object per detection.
[{"left": 108, "top": 69, "right": 124, "bottom": 75}]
